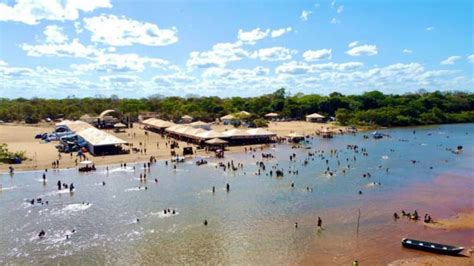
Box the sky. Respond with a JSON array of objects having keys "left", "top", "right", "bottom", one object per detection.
[{"left": 0, "top": 0, "right": 473, "bottom": 99}]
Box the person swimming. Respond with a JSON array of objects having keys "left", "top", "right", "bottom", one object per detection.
[{"left": 38, "top": 230, "right": 45, "bottom": 238}]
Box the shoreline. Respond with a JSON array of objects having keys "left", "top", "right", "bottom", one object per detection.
[{"left": 0, "top": 121, "right": 348, "bottom": 173}]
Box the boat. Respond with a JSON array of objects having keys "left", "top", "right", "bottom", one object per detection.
[{"left": 401, "top": 238, "right": 464, "bottom": 255}]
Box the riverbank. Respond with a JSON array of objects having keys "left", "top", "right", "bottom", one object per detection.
[{"left": 0, "top": 121, "right": 347, "bottom": 172}]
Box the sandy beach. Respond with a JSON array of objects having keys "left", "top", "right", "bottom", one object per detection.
[{"left": 0, "top": 121, "right": 346, "bottom": 172}]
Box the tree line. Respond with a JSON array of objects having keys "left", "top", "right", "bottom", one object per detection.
[{"left": 0, "top": 89, "right": 473, "bottom": 127}]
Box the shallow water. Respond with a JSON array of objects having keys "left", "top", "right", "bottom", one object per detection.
[{"left": 1, "top": 124, "right": 473, "bottom": 265}]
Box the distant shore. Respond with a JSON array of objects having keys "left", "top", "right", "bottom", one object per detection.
[{"left": 0, "top": 121, "right": 347, "bottom": 173}]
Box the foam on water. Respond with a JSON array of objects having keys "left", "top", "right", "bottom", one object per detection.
[
  {"left": 382, "top": 155, "right": 389, "bottom": 160},
  {"left": 50, "top": 203, "right": 92, "bottom": 215},
  {"left": 41, "top": 189, "right": 72, "bottom": 197},
  {"left": 124, "top": 187, "right": 145, "bottom": 192},
  {"left": 107, "top": 167, "right": 135, "bottom": 173},
  {"left": 149, "top": 210, "right": 179, "bottom": 218},
  {"left": 0, "top": 185, "right": 18, "bottom": 191}
]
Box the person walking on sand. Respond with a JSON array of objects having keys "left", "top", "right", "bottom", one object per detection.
[{"left": 317, "top": 217, "right": 323, "bottom": 228}]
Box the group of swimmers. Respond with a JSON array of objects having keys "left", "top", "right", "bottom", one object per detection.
[{"left": 393, "top": 210, "right": 433, "bottom": 223}]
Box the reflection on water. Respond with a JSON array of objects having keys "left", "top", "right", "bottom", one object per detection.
[{"left": 1, "top": 124, "right": 473, "bottom": 264}]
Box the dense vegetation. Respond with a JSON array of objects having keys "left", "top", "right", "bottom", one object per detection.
[
  {"left": 0, "top": 89, "right": 473, "bottom": 127},
  {"left": 0, "top": 143, "right": 27, "bottom": 163}
]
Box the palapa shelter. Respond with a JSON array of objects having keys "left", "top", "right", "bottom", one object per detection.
[
  {"left": 189, "top": 120, "right": 211, "bottom": 130},
  {"left": 220, "top": 114, "right": 235, "bottom": 125},
  {"left": 181, "top": 115, "right": 193, "bottom": 123},
  {"left": 264, "top": 112, "right": 279, "bottom": 120},
  {"left": 306, "top": 113, "right": 326, "bottom": 123}
]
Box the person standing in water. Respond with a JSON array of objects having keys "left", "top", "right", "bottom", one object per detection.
[{"left": 57, "top": 180, "right": 61, "bottom": 190}]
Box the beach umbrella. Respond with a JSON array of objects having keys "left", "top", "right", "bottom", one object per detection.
[{"left": 80, "top": 160, "right": 93, "bottom": 165}]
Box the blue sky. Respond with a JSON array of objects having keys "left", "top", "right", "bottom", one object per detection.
[{"left": 0, "top": 0, "right": 472, "bottom": 98}]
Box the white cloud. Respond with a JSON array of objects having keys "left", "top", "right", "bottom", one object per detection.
[
  {"left": 275, "top": 61, "right": 363, "bottom": 75},
  {"left": 83, "top": 14, "right": 178, "bottom": 46},
  {"left": 346, "top": 44, "right": 378, "bottom": 56},
  {"left": 100, "top": 75, "right": 138, "bottom": 84},
  {"left": 152, "top": 74, "right": 196, "bottom": 86},
  {"left": 468, "top": 54, "right": 474, "bottom": 63},
  {"left": 44, "top": 25, "right": 68, "bottom": 44},
  {"left": 330, "top": 18, "right": 340, "bottom": 24},
  {"left": 72, "top": 53, "right": 169, "bottom": 73},
  {"left": 426, "top": 26, "right": 435, "bottom": 31},
  {"left": 203, "top": 66, "right": 269, "bottom": 80},
  {"left": 187, "top": 42, "right": 248, "bottom": 68},
  {"left": 348, "top": 41, "right": 359, "bottom": 48},
  {"left": 237, "top": 28, "right": 270, "bottom": 44},
  {"left": 440, "top": 56, "right": 461, "bottom": 65},
  {"left": 300, "top": 10, "right": 312, "bottom": 21},
  {"left": 21, "top": 39, "right": 102, "bottom": 58},
  {"left": 271, "top": 27, "right": 292, "bottom": 38},
  {"left": 337, "top": 5, "right": 344, "bottom": 14},
  {"left": 251, "top": 47, "right": 296, "bottom": 61},
  {"left": 0, "top": 0, "right": 111, "bottom": 25},
  {"left": 302, "top": 49, "right": 332, "bottom": 61},
  {"left": 402, "top": 49, "right": 413, "bottom": 54}
]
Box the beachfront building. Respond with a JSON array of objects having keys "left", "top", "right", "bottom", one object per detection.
[
  {"left": 221, "top": 128, "right": 276, "bottom": 145},
  {"left": 56, "top": 120, "right": 128, "bottom": 156},
  {"left": 306, "top": 113, "right": 326, "bottom": 123},
  {"left": 181, "top": 115, "right": 193, "bottom": 123},
  {"left": 141, "top": 118, "right": 175, "bottom": 133}
]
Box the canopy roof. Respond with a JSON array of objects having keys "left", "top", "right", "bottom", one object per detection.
[
  {"left": 142, "top": 118, "right": 175, "bottom": 128},
  {"left": 196, "top": 130, "right": 223, "bottom": 139},
  {"left": 221, "top": 128, "right": 251, "bottom": 138},
  {"left": 264, "top": 112, "right": 279, "bottom": 117},
  {"left": 306, "top": 113, "right": 325, "bottom": 118},
  {"left": 181, "top": 115, "right": 193, "bottom": 119},
  {"left": 246, "top": 128, "right": 276, "bottom": 136},
  {"left": 77, "top": 127, "right": 127, "bottom": 146},
  {"left": 205, "top": 138, "right": 228, "bottom": 145},
  {"left": 58, "top": 120, "right": 127, "bottom": 146},
  {"left": 189, "top": 121, "right": 209, "bottom": 126}
]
